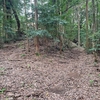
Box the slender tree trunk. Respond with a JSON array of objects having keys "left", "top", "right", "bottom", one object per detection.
[
  {"left": 59, "top": 0, "right": 64, "bottom": 54},
  {"left": 77, "top": 6, "right": 80, "bottom": 46},
  {"left": 24, "top": 0, "right": 30, "bottom": 52},
  {"left": 3, "top": 0, "right": 7, "bottom": 41},
  {"left": 0, "top": 14, "right": 3, "bottom": 47},
  {"left": 85, "top": 0, "right": 89, "bottom": 52},
  {"left": 9, "top": 0, "right": 21, "bottom": 33},
  {"left": 92, "top": 0, "right": 96, "bottom": 33},
  {"left": 34, "top": 0, "right": 39, "bottom": 53},
  {"left": 92, "top": 0, "right": 97, "bottom": 62},
  {"left": 96, "top": 0, "right": 98, "bottom": 31}
]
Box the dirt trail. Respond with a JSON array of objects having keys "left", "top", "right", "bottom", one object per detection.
[{"left": 0, "top": 42, "right": 100, "bottom": 100}]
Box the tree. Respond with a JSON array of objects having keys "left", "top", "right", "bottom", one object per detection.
[
  {"left": 77, "top": 5, "right": 81, "bottom": 46},
  {"left": 92, "top": 0, "right": 96, "bottom": 33},
  {"left": 9, "top": 0, "right": 21, "bottom": 35},
  {"left": 85, "top": 0, "right": 89, "bottom": 52},
  {"left": 0, "top": 0, "right": 22, "bottom": 42},
  {"left": 23, "top": 0, "right": 30, "bottom": 52},
  {"left": 92, "top": 0, "right": 97, "bottom": 61},
  {"left": 0, "top": 0, "right": 100, "bottom": 56},
  {"left": 34, "top": 0, "right": 39, "bottom": 53}
]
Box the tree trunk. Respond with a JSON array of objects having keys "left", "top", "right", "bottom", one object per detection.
[
  {"left": 92, "top": 0, "right": 96, "bottom": 33},
  {"left": 3, "top": 0, "right": 7, "bottom": 40},
  {"left": 9, "top": 0, "right": 21, "bottom": 33},
  {"left": 92, "top": 0, "right": 97, "bottom": 62},
  {"left": 34, "top": 0, "right": 39, "bottom": 53},
  {"left": 96, "top": 0, "right": 98, "bottom": 31},
  {"left": 77, "top": 6, "right": 80, "bottom": 46},
  {"left": 24, "top": 0, "right": 30, "bottom": 52},
  {"left": 59, "top": 0, "right": 64, "bottom": 54},
  {"left": 85, "top": 0, "right": 89, "bottom": 52}
]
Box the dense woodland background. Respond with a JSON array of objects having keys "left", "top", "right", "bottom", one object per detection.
[
  {"left": 1, "top": 0, "right": 100, "bottom": 100},
  {"left": 0, "top": 0, "right": 100, "bottom": 55}
]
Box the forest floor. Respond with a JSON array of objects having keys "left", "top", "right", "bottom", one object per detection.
[{"left": 0, "top": 40, "right": 100, "bottom": 100}]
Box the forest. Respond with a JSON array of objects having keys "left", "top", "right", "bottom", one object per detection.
[{"left": 0, "top": 0, "right": 100, "bottom": 100}]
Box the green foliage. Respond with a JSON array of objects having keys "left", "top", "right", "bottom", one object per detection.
[
  {"left": 89, "top": 31, "right": 100, "bottom": 53},
  {"left": 0, "top": 0, "right": 100, "bottom": 54},
  {"left": 21, "top": 54, "right": 26, "bottom": 57},
  {"left": 25, "top": 29, "right": 52, "bottom": 39},
  {"left": 89, "top": 80, "right": 94, "bottom": 86},
  {"left": 0, "top": 88, "right": 6, "bottom": 94},
  {"left": 35, "top": 53, "right": 40, "bottom": 56}
]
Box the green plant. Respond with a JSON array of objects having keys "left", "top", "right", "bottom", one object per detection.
[
  {"left": 0, "top": 88, "right": 6, "bottom": 94},
  {"left": 89, "top": 80, "right": 94, "bottom": 86},
  {"left": 35, "top": 53, "right": 40, "bottom": 56},
  {"left": 89, "top": 31, "right": 100, "bottom": 53},
  {"left": 0, "top": 67, "right": 5, "bottom": 71},
  {"left": 0, "top": 67, "right": 5, "bottom": 75},
  {"left": 21, "top": 54, "right": 26, "bottom": 57}
]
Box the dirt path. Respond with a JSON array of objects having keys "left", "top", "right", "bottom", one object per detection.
[{"left": 0, "top": 42, "right": 100, "bottom": 100}]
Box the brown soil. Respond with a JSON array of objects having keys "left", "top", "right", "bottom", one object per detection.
[{"left": 0, "top": 41, "right": 100, "bottom": 100}]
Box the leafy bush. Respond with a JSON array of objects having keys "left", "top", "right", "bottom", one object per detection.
[
  {"left": 25, "top": 29, "right": 52, "bottom": 39},
  {"left": 89, "top": 31, "right": 100, "bottom": 53}
]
